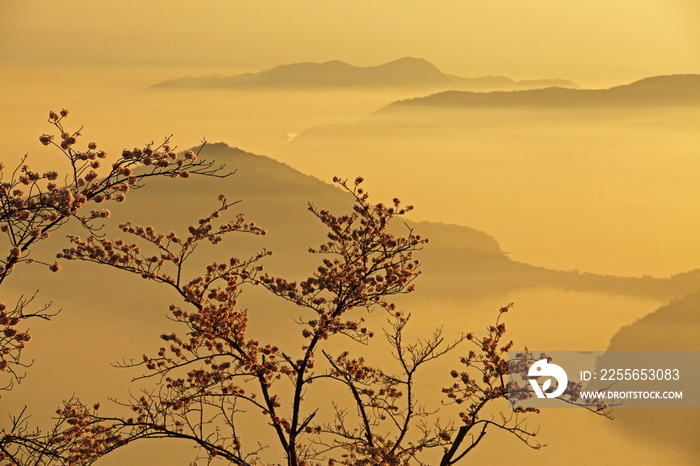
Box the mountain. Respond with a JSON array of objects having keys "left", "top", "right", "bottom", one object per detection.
[
  {"left": 150, "top": 57, "right": 578, "bottom": 91},
  {"left": 602, "top": 289, "right": 700, "bottom": 458},
  {"left": 289, "top": 74, "right": 700, "bottom": 148},
  {"left": 99, "top": 142, "right": 514, "bottom": 280},
  {"left": 380, "top": 74, "right": 700, "bottom": 111},
  {"left": 607, "top": 287, "right": 700, "bottom": 351},
  {"left": 70, "top": 142, "right": 698, "bottom": 301},
  {"left": 446, "top": 74, "right": 579, "bottom": 92}
]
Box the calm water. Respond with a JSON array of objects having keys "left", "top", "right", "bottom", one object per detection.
[{"left": 3, "top": 271, "right": 696, "bottom": 465}]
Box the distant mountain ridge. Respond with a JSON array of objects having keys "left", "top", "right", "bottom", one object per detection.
[
  {"left": 97, "top": 142, "right": 699, "bottom": 302},
  {"left": 607, "top": 286, "right": 700, "bottom": 351},
  {"left": 380, "top": 74, "right": 700, "bottom": 111},
  {"left": 603, "top": 287, "right": 700, "bottom": 456},
  {"left": 150, "top": 57, "right": 578, "bottom": 91}
]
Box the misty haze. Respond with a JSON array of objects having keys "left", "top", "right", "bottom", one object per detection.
[{"left": 1, "top": 3, "right": 699, "bottom": 465}]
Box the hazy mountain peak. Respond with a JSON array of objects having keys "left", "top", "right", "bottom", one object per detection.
[
  {"left": 608, "top": 286, "right": 700, "bottom": 351},
  {"left": 258, "top": 60, "right": 354, "bottom": 78},
  {"left": 612, "top": 74, "right": 700, "bottom": 101},
  {"left": 624, "top": 73, "right": 700, "bottom": 89},
  {"left": 149, "top": 58, "right": 578, "bottom": 91},
  {"left": 375, "top": 56, "right": 443, "bottom": 72},
  {"left": 378, "top": 73, "right": 700, "bottom": 111}
]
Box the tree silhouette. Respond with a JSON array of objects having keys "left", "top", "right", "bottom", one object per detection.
[
  {"left": 54, "top": 179, "right": 608, "bottom": 464},
  {"left": 1, "top": 114, "right": 609, "bottom": 465},
  {"left": 0, "top": 111, "right": 228, "bottom": 464}
]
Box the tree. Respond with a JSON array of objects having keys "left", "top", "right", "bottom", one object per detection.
[
  {"left": 2, "top": 113, "right": 609, "bottom": 465},
  {"left": 0, "top": 110, "right": 228, "bottom": 464},
  {"left": 51, "top": 178, "right": 608, "bottom": 465}
]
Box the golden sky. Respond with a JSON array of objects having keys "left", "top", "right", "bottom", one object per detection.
[
  {"left": 1, "top": 0, "right": 699, "bottom": 86},
  {"left": 1, "top": 0, "right": 698, "bottom": 277},
  {"left": 1, "top": 4, "right": 698, "bottom": 466}
]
